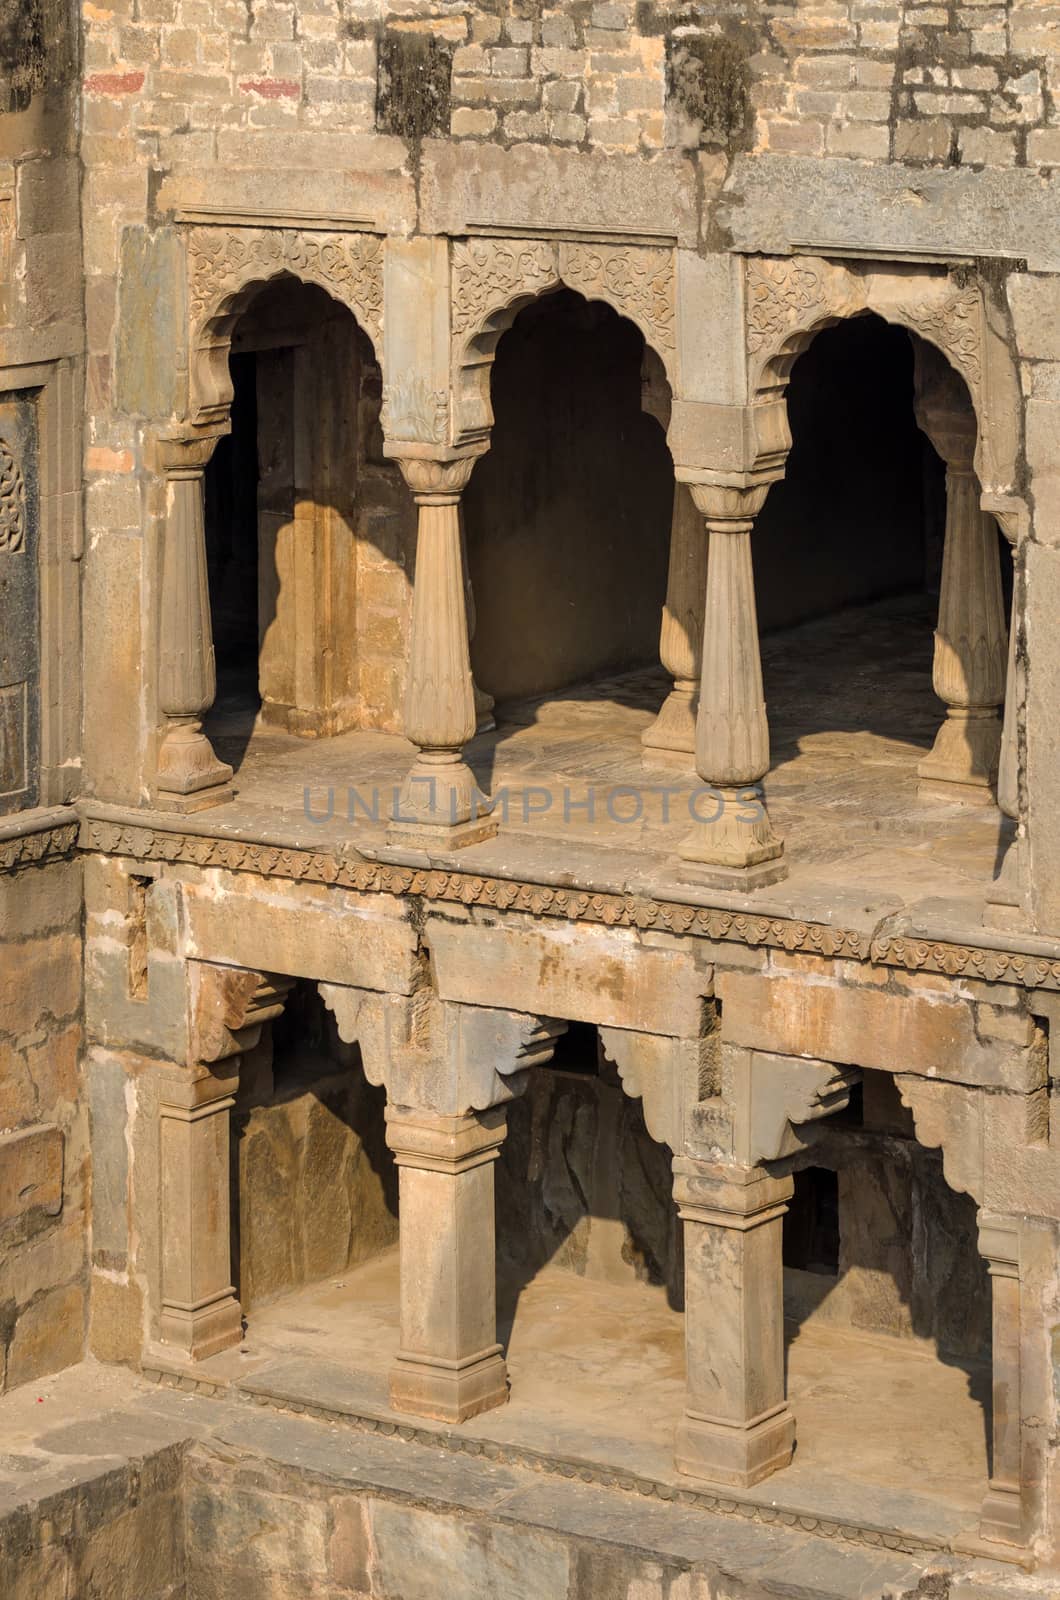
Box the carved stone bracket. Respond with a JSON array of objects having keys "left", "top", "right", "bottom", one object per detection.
[
  {"left": 598, "top": 1027, "right": 704, "bottom": 1151},
  {"left": 319, "top": 984, "right": 565, "bottom": 1115},
  {"left": 731, "top": 1050, "right": 861, "bottom": 1166},
  {"left": 894, "top": 1074, "right": 985, "bottom": 1204},
  {"left": 184, "top": 224, "right": 384, "bottom": 426},
  {"left": 189, "top": 962, "right": 293, "bottom": 1067}
]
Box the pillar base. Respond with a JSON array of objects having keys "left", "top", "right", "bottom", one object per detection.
[
  {"left": 642, "top": 685, "right": 696, "bottom": 769},
  {"left": 678, "top": 785, "right": 785, "bottom": 885},
  {"left": 389, "top": 752, "right": 498, "bottom": 850},
  {"left": 917, "top": 709, "right": 1001, "bottom": 803},
  {"left": 159, "top": 1287, "right": 243, "bottom": 1362},
  {"left": 675, "top": 1404, "right": 795, "bottom": 1489},
  {"left": 389, "top": 1345, "right": 509, "bottom": 1424},
  {"left": 388, "top": 815, "right": 499, "bottom": 851},
  {"left": 980, "top": 1480, "right": 1025, "bottom": 1546},
  {"left": 155, "top": 722, "right": 234, "bottom": 813}
]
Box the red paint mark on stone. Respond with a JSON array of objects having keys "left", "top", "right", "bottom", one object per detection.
[
  {"left": 239, "top": 78, "right": 300, "bottom": 100},
  {"left": 84, "top": 70, "right": 145, "bottom": 95}
]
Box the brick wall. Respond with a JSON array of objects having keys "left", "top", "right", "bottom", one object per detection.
[{"left": 79, "top": 1, "right": 1060, "bottom": 166}]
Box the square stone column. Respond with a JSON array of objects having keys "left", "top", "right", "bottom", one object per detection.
[
  {"left": 978, "top": 1213, "right": 1025, "bottom": 1545},
  {"left": 157, "top": 1063, "right": 242, "bottom": 1360},
  {"left": 385, "top": 1104, "right": 509, "bottom": 1423},
  {"left": 673, "top": 1158, "right": 794, "bottom": 1488}
]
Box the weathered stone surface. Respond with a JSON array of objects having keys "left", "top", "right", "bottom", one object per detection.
[{"left": 0, "top": 1125, "right": 62, "bottom": 1226}]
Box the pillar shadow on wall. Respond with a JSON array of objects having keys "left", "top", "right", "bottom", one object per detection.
[
  {"left": 494, "top": 1022, "right": 685, "bottom": 1348},
  {"left": 204, "top": 275, "right": 415, "bottom": 774},
  {"left": 463, "top": 288, "right": 675, "bottom": 795},
  {"left": 227, "top": 981, "right": 398, "bottom": 1318},
  {"left": 778, "top": 1074, "right": 994, "bottom": 1479}
]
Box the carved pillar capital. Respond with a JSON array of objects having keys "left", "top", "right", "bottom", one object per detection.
[
  {"left": 384, "top": 1104, "right": 507, "bottom": 1172},
  {"left": 388, "top": 448, "right": 483, "bottom": 504},
  {"left": 683, "top": 477, "right": 774, "bottom": 529},
  {"left": 672, "top": 1156, "right": 793, "bottom": 1227}
]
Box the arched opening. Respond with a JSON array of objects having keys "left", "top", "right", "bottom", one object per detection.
[
  {"left": 755, "top": 316, "right": 942, "bottom": 632},
  {"left": 203, "top": 276, "right": 413, "bottom": 755},
  {"left": 463, "top": 287, "right": 674, "bottom": 707},
  {"left": 750, "top": 313, "right": 1011, "bottom": 881}
]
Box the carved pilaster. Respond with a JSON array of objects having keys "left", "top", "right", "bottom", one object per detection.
[
  {"left": 914, "top": 348, "right": 1007, "bottom": 803},
  {"left": 677, "top": 479, "right": 785, "bottom": 888},
  {"left": 642, "top": 484, "right": 706, "bottom": 768},
  {"left": 978, "top": 1215, "right": 1025, "bottom": 1546},
  {"left": 387, "top": 449, "right": 496, "bottom": 848},
  {"left": 153, "top": 435, "right": 234, "bottom": 813},
  {"left": 157, "top": 963, "right": 292, "bottom": 1361}
]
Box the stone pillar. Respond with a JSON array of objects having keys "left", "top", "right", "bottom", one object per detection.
[
  {"left": 157, "top": 1062, "right": 242, "bottom": 1360},
  {"left": 986, "top": 520, "right": 1024, "bottom": 923},
  {"left": 642, "top": 484, "right": 707, "bottom": 767},
  {"left": 914, "top": 367, "right": 1007, "bottom": 803},
  {"left": 390, "top": 453, "right": 496, "bottom": 848},
  {"left": 673, "top": 1159, "right": 795, "bottom": 1488},
  {"left": 154, "top": 435, "right": 234, "bottom": 813},
  {"left": 460, "top": 505, "right": 495, "bottom": 734},
  {"left": 678, "top": 482, "right": 785, "bottom": 888},
  {"left": 385, "top": 1104, "right": 509, "bottom": 1422},
  {"left": 978, "top": 1213, "right": 1025, "bottom": 1545}
]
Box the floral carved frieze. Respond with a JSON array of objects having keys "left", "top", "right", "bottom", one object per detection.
[
  {"left": 892, "top": 287, "right": 982, "bottom": 391},
  {"left": 451, "top": 239, "right": 559, "bottom": 335},
  {"left": 745, "top": 257, "right": 831, "bottom": 358},
  {"left": 451, "top": 237, "right": 676, "bottom": 364},
  {"left": 79, "top": 817, "right": 1060, "bottom": 993},
  {"left": 745, "top": 254, "right": 984, "bottom": 399},
  {"left": 187, "top": 226, "right": 384, "bottom": 350},
  {"left": 0, "top": 434, "right": 26, "bottom": 553}
]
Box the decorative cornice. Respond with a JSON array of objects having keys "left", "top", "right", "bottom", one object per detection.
[
  {"left": 0, "top": 814, "right": 79, "bottom": 873},
  {"left": 76, "top": 817, "right": 1060, "bottom": 993}
]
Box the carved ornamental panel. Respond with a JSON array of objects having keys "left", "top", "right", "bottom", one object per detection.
[
  {"left": 187, "top": 225, "right": 384, "bottom": 352},
  {"left": 0, "top": 395, "right": 38, "bottom": 813},
  {"left": 450, "top": 236, "right": 676, "bottom": 370},
  {"left": 744, "top": 254, "right": 984, "bottom": 399}
]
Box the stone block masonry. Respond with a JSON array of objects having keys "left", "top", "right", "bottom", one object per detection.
[
  {"left": 0, "top": 859, "right": 86, "bottom": 1394},
  {"left": 77, "top": 1, "right": 1060, "bottom": 167}
]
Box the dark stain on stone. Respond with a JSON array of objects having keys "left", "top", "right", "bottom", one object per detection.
[
  {"left": 376, "top": 28, "right": 453, "bottom": 147},
  {"left": 666, "top": 31, "right": 752, "bottom": 152}
]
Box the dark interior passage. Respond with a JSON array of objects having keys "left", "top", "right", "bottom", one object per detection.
[
  {"left": 464, "top": 289, "right": 674, "bottom": 705},
  {"left": 205, "top": 350, "right": 260, "bottom": 705},
  {"left": 753, "top": 315, "right": 945, "bottom": 633}
]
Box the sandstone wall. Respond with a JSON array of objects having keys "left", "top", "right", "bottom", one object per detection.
[
  {"left": 0, "top": 2, "right": 86, "bottom": 1397},
  {"left": 0, "top": 861, "right": 87, "bottom": 1393},
  {"left": 233, "top": 1027, "right": 398, "bottom": 1312}
]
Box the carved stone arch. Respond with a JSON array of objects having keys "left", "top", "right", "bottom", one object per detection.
[
  {"left": 451, "top": 235, "right": 677, "bottom": 448},
  {"left": 743, "top": 253, "right": 1021, "bottom": 500},
  {"left": 184, "top": 224, "right": 385, "bottom": 433}
]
